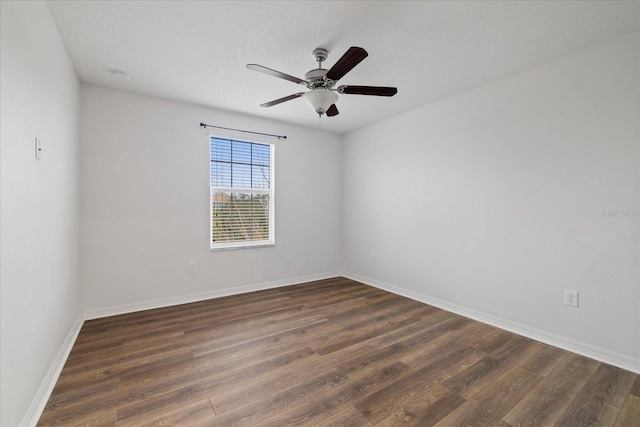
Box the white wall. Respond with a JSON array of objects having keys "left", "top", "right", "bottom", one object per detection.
[
  {"left": 1, "top": 6, "right": 636, "bottom": 423},
  {"left": 0, "top": 2, "right": 82, "bottom": 426},
  {"left": 342, "top": 32, "right": 640, "bottom": 371},
  {"left": 80, "top": 85, "right": 342, "bottom": 315}
]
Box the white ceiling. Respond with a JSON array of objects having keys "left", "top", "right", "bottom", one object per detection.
[{"left": 46, "top": 1, "right": 640, "bottom": 135}]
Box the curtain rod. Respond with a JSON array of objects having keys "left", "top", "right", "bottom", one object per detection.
[{"left": 200, "top": 122, "right": 286, "bottom": 140}]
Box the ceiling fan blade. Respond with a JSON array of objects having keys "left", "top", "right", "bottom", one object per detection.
[
  {"left": 325, "top": 47, "right": 368, "bottom": 81},
  {"left": 247, "top": 64, "right": 305, "bottom": 85},
  {"left": 260, "top": 92, "right": 304, "bottom": 107},
  {"left": 338, "top": 85, "right": 398, "bottom": 97},
  {"left": 326, "top": 104, "right": 339, "bottom": 117}
]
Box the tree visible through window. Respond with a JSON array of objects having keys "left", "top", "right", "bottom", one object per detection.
[{"left": 210, "top": 136, "right": 274, "bottom": 249}]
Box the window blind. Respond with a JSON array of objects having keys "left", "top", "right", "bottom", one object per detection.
[{"left": 210, "top": 136, "right": 274, "bottom": 249}]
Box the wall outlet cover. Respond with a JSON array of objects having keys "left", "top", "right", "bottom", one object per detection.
[{"left": 564, "top": 289, "right": 579, "bottom": 307}]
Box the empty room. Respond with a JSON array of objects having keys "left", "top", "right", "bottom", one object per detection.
[{"left": 1, "top": 1, "right": 639, "bottom": 426}]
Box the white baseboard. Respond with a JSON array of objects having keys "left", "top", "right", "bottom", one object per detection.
[
  {"left": 83, "top": 271, "right": 343, "bottom": 320},
  {"left": 27, "top": 271, "right": 636, "bottom": 427},
  {"left": 343, "top": 271, "right": 640, "bottom": 375},
  {"left": 21, "top": 315, "right": 84, "bottom": 427}
]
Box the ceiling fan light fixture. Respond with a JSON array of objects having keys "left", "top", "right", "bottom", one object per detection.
[{"left": 302, "top": 89, "right": 338, "bottom": 116}]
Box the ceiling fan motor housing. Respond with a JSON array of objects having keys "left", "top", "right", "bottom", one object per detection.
[{"left": 304, "top": 68, "right": 335, "bottom": 90}]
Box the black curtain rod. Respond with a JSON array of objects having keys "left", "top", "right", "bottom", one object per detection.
[{"left": 200, "top": 122, "right": 286, "bottom": 140}]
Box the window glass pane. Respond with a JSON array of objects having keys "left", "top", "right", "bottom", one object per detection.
[
  {"left": 252, "top": 143, "right": 270, "bottom": 166},
  {"left": 232, "top": 163, "right": 251, "bottom": 188},
  {"left": 210, "top": 161, "right": 231, "bottom": 187},
  {"left": 251, "top": 194, "right": 270, "bottom": 239},
  {"left": 210, "top": 138, "right": 231, "bottom": 162},
  {"left": 211, "top": 193, "right": 271, "bottom": 243},
  {"left": 232, "top": 141, "right": 251, "bottom": 164},
  {"left": 211, "top": 192, "right": 232, "bottom": 242},
  {"left": 252, "top": 165, "right": 270, "bottom": 189}
]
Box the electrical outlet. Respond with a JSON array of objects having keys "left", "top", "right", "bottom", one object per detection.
[
  {"left": 188, "top": 262, "right": 196, "bottom": 273},
  {"left": 564, "top": 289, "right": 579, "bottom": 307},
  {"left": 370, "top": 251, "right": 376, "bottom": 262}
]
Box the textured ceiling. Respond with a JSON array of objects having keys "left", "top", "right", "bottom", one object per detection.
[{"left": 46, "top": 1, "right": 640, "bottom": 135}]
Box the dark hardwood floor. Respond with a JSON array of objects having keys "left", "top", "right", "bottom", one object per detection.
[{"left": 38, "top": 277, "right": 640, "bottom": 426}]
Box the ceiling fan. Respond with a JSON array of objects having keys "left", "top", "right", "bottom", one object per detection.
[{"left": 247, "top": 47, "right": 397, "bottom": 117}]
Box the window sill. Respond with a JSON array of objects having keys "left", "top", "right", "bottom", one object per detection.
[{"left": 210, "top": 241, "right": 275, "bottom": 251}]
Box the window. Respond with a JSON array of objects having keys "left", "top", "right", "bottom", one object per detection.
[{"left": 210, "top": 135, "right": 274, "bottom": 250}]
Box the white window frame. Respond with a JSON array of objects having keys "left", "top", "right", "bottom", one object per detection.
[{"left": 209, "top": 134, "right": 275, "bottom": 251}]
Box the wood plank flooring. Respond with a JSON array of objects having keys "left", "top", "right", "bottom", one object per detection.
[{"left": 38, "top": 277, "right": 640, "bottom": 426}]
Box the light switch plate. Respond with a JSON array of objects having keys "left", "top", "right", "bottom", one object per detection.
[{"left": 35, "top": 138, "right": 41, "bottom": 160}]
